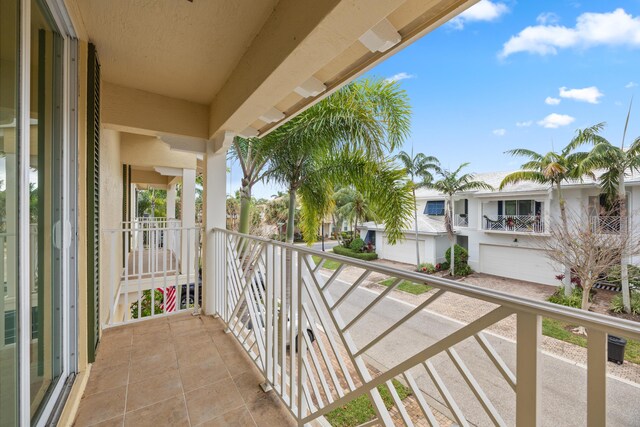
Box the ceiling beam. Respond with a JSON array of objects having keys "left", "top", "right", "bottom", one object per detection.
[{"left": 103, "top": 82, "right": 209, "bottom": 139}]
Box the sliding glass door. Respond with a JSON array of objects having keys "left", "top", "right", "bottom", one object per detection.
[
  {"left": 1, "top": 0, "right": 76, "bottom": 425},
  {"left": 0, "top": 0, "right": 20, "bottom": 425},
  {"left": 30, "top": 0, "right": 64, "bottom": 420}
]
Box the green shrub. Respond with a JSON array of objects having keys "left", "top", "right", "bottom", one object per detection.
[
  {"left": 417, "top": 263, "right": 436, "bottom": 273},
  {"left": 445, "top": 244, "right": 469, "bottom": 269},
  {"left": 610, "top": 292, "right": 640, "bottom": 315},
  {"left": 438, "top": 261, "right": 450, "bottom": 271},
  {"left": 350, "top": 237, "right": 365, "bottom": 252},
  {"left": 455, "top": 264, "right": 474, "bottom": 276},
  {"left": 333, "top": 246, "right": 378, "bottom": 261},
  {"left": 547, "top": 286, "right": 588, "bottom": 309},
  {"left": 131, "top": 289, "right": 165, "bottom": 319},
  {"left": 605, "top": 265, "right": 640, "bottom": 290}
]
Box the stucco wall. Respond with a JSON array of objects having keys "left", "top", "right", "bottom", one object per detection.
[{"left": 99, "top": 129, "right": 123, "bottom": 327}]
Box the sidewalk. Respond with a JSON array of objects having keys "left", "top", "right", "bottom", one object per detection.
[{"left": 325, "top": 259, "right": 640, "bottom": 385}]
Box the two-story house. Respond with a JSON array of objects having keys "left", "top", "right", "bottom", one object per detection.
[{"left": 361, "top": 170, "right": 640, "bottom": 286}]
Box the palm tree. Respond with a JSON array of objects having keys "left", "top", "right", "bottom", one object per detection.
[
  {"left": 295, "top": 150, "right": 414, "bottom": 245},
  {"left": 336, "top": 188, "right": 375, "bottom": 236},
  {"left": 500, "top": 126, "right": 602, "bottom": 292},
  {"left": 265, "top": 77, "right": 412, "bottom": 243},
  {"left": 428, "top": 163, "right": 492, "bottom": 276},
  {"left": 228, "top": 136, "right": 272, "bottom": 234},
  {"left": 396, "top": 150, "right": 440, "bottom": 268},
  {"left": 582, "top": 110, "right": 640, "bottom": 312}
]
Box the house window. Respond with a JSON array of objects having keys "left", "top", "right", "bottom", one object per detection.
[
  {"left": 502, "top": 200, "right": 534, "bottom": 216},
  {"left": 424, "top": 200, "right": 445, "bottom": 216}
]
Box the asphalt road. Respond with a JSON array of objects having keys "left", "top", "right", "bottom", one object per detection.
[
  {"left": 323, "top": 278, "right": 640, "bottom": 427},
  {"left": 296, "top": 240, "right": 340, "bottom": 252}
]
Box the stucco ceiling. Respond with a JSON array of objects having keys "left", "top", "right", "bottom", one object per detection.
[{"left": 76, "top": 0, "right": 279, "bottom": 104}]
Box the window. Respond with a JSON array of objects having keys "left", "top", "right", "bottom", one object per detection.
[
  {"left": 502, "top": 199, "right": 534, "bottom": 216},
  {"left": 425, "top": 200, "right": 445, "bottom": 216}
]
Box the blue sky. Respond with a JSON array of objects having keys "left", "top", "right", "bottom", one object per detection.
[{"left": 233, "top": 1, "right": 640, "bottom": 199}]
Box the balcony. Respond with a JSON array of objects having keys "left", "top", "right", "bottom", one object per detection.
[
  {"left": 206, "top": 229, "right": 639, "bottom": 426},
  {"left": 83, "top": 227, "right": 640, "bottom": 426},
  {"left": 591, "top": 216, "right": 622, "bottom": 234},
  {"left": 483, "top": 214, "right": 545, "bottom": 234},
  {"left": 73, "top": 313, "right": 296, "bottom": 426},
  {"left": 454, "top": 214, "right": 468, "bottom": 227}
]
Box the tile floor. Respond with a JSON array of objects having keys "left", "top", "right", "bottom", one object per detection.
[{"left": 73, "top": 312, "right": 296, "bottom": 426}]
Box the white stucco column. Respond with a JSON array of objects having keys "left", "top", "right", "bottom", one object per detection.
[
  {"left": 166, "top": 183, "right": 177, "bottom": 219},
  {"left": 181, "top": 169, "right": 196, "bottom": 275},
  {"left": 203, "top": 131, "right": 234, "bottom": 315}
]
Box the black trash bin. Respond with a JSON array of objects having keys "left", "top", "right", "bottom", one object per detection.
[{"left": 608, "top": 335, "right": 627, "bottom": 365}]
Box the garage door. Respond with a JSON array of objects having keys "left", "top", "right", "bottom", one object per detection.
[
  {"left": 479, "top": 244, "right": 556, "bottom": 285},
  {"left": 380, "top": 235, "right": 424, "bottom": 265}
]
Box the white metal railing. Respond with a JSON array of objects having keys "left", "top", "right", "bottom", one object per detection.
[
  {"left": 212, "top": 228, "right": 640, "bottom": 426},
  {"left": 103, "top": 223, "right": 201, "bottom": 326},
  {"left": 483, "top": 214, "right": 544, "bottom": 233},
  {"left": 454, "top": 214, "right": 468, "bottom": 227},
  {"left": 591, "top": 216, "right": 621, "bottom": 234}
]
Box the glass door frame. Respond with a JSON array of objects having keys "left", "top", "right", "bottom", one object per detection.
[{"left": 17, "top": 0, "right": 78, "bottom": 425}]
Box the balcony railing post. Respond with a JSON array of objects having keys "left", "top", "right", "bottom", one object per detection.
[
  {"left": 586, "top": 328, "right": 607, "bottom": 426},
  {"left": 516, "top": 312, "right": 541, "bottom": 426}
]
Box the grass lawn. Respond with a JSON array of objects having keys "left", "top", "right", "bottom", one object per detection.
[
  {"left": 312, "top": 255, "right": 341, "bottom": 270},
  {"left": 542, "top": 318, "right": 640, "bottom": 364},
  {"left": 325, "top": 379, "right": 412, "bottom": 427},
  {"left": 379, "top": 278, "right": 432, "bottom": 295}
]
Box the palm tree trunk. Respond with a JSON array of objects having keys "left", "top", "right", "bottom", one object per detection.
[
  {"left": 413, "top": 188, "right": 421, "bottom": 268},
  {"left": 557, "top": 182, "right": 572, "bottom": 296},
  {"left": 286, "top": 187, "right": 297, "bottom": 243},
  {"left": 448, "top": 196, "right": 455, "bottom": 276},
  {"left": 238, "top": 184, "right": 251, "bottom": 234},
  {"left": 618, "top": 177, "right": 631, "bottom": 313}
]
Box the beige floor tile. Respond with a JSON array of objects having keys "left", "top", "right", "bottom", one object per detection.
[
  {"left": 170, "top": 317, "right": 205, "bottom": 335},
  {"left": 84, "top": 362, "right": 130, "bottom": 396},
  {"left": 88, "top": 415, "right": 124, "bottom": 427},
  {"left": 124, "top": 395, "right": 189, "bottom": 427},
  {"left": 74, "top": 386, "right": 126, "bottom": 426},
  {"left": 184, "top": 378, "right": 245, "bottom": 425},
  {"left": 130, "top": 334, "right": 175, "bottom": 360},
  {"left": 131, "top": 319, "right": 169, "bottom": 336},
  {"left": 128, "top": 349, "right": 177, "bottom": 384},
  {"left": 126, "top": 368, "right": 182, "bottom": 412},
  {"left": 173, "top": 330, "right": 212, "bottom": 348},
  {"left": 231, "top": 369, "right": 267, "bottom": 405},
  {"left": 179, "top": 355, "right": 230, "bottom": 392},
  {"left": 246, "top": 393, "right": 296, "bottom": 427},
  {"left": 94, "top": 344, "right": 131, "bottom": 368},
  {"left": 176, "top": 341, "right": 220, "bottom": 368},
  {"left": 219, "top": 347, "right": 255, "bottom": 377},
  {"left": 195, "top": 406, "right": 256, "bottom": 427}
]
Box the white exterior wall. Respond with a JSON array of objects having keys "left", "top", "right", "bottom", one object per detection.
[
  {"left": 99, "top": 129, "right": 123, "bottom": 326},
  {"left": 379, "top": 183, "right": 640, "bottom": 286},
  {"left": 374, "top": 231, "right": 446, "bottom": 266}
]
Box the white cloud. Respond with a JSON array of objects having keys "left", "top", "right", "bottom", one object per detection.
[
  {"left": 626, "top": 81, "right": 638, "bottom": 88},
  {"left": 449, "top": 1, "right": 509, "bottom": 30},
  {"left": 537, "top": 113, "right": 576, "bottom": 128},
  {"left": 545, "top": 96, "right": 561, "bottom": 105},
  {"left": 500, "top": 8, "right": 640, "bottom": 58},
  {"left": 559, "top": 86, "right": 603, "bottom": 103},
  {"left": 493, "top": 128, "right": 507, "bottom": 136},
  {"left": 537, "top": 12, "right": 560, "bottom": 25},
  {"left": 516, "top": 120, "right": 533, "bottom": 127},
  {"left": 385, "top": 72, "right": 416, "bottom": 83}
]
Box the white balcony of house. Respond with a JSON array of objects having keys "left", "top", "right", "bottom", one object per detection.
[
  {"left": 481, "top": 199, "right": 547, "bottom": 234},
  {"left": 591, "top": 216, "right": 623, "bottom": 234}
]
